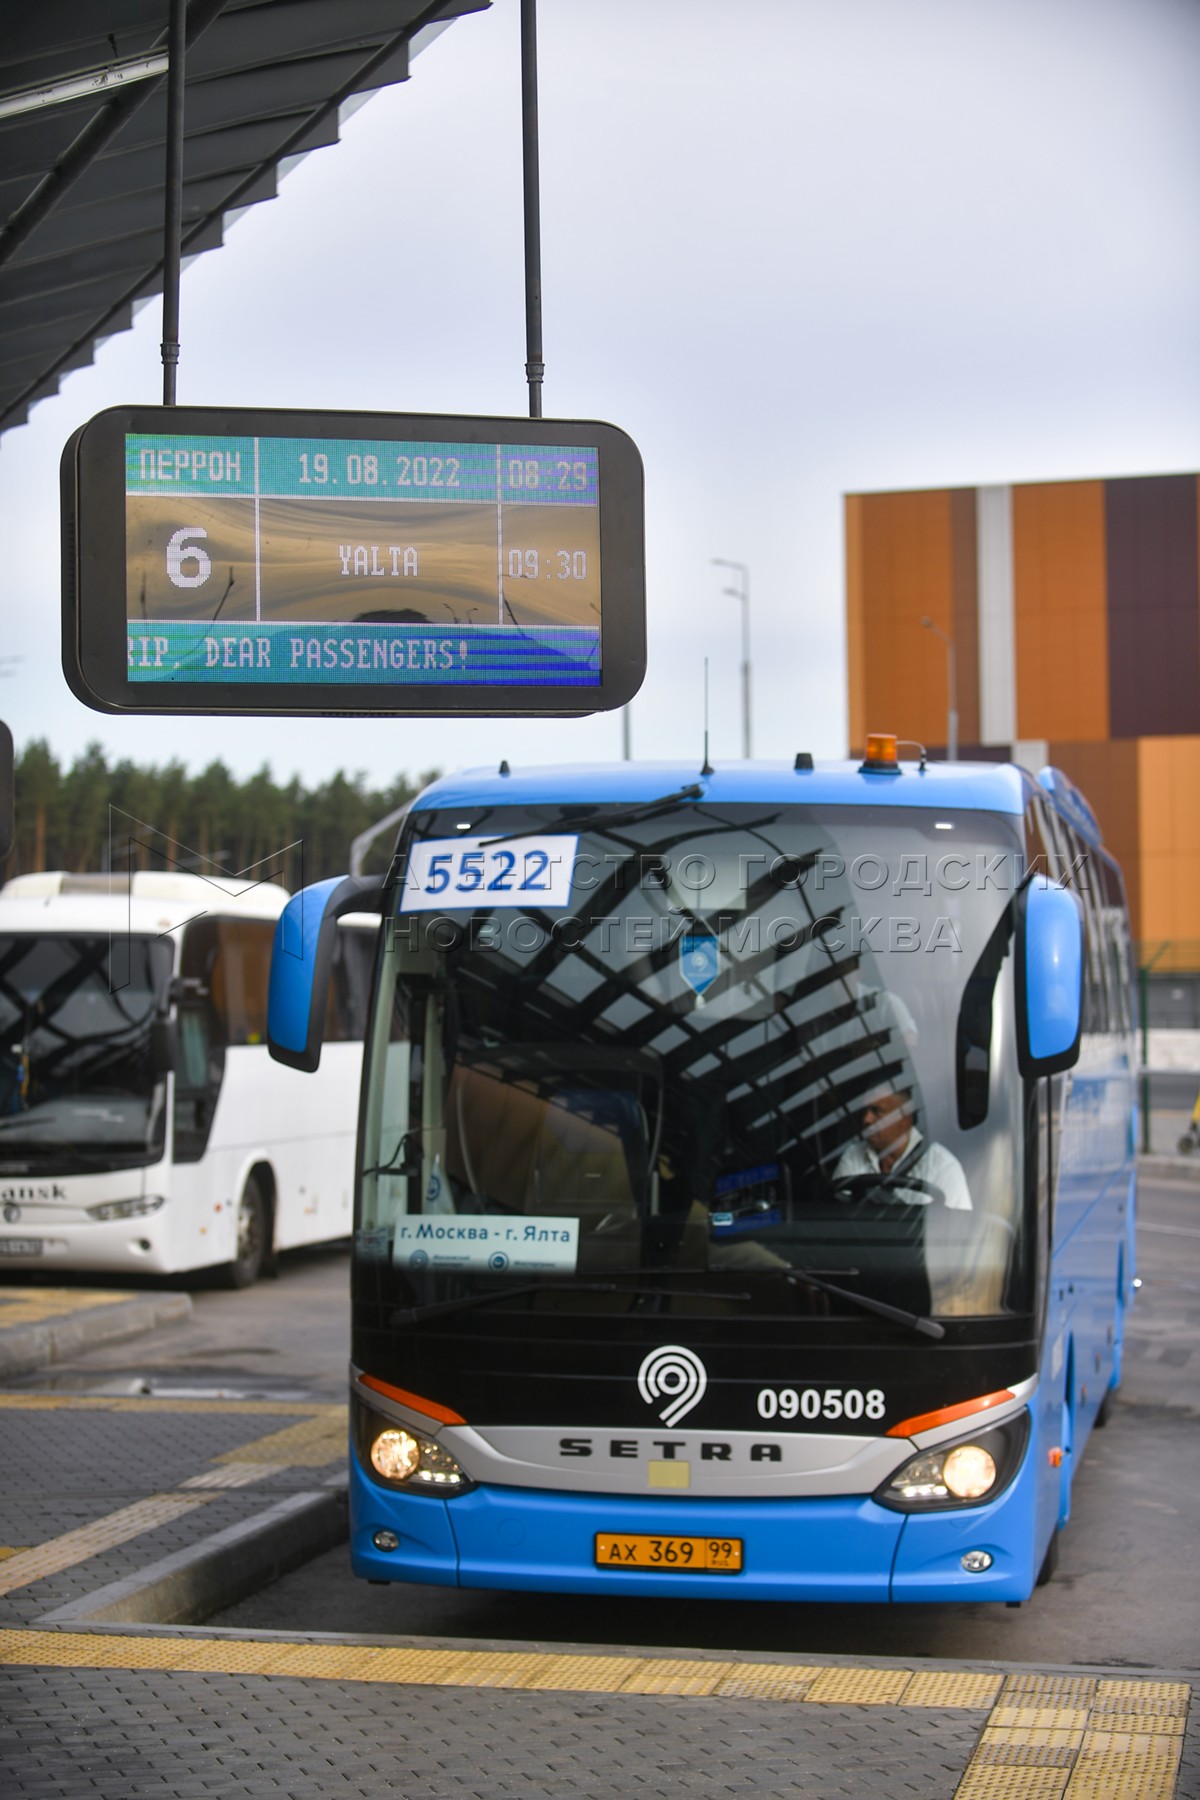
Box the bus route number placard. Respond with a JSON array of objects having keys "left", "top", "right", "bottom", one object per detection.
[{"left": 400, "top": 835, "right": 579, "bottom": 912}]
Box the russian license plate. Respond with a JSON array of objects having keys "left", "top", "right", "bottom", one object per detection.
[
  {"left": 595, "top": 1533, "right": 742, "bottom": 1573},
  {"left": 0, "top": 1237, "right": 43, "bottom": 1256}
]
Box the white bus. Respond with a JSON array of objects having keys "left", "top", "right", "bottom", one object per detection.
[{"left": 0, "top": 871, "right": 371, "bottom": 1285}]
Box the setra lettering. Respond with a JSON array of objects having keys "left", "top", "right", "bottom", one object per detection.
[{"left": 556, "top": 1437, "right": 758, "bottom": 1464}]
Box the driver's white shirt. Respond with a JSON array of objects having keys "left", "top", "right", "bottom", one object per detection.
[{"left": 833, "top": 1126, "right": 972, "bottom": 1210}]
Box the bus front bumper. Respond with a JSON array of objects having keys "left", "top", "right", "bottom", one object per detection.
[
  {"left": 349, "top": 1452, "right": 1042, "bottom": 1602},
  {"left": 0, "top": 1208, "right": 178, "bottom": 1275}
]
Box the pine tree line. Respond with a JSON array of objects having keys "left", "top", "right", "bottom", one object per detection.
[{"left": 2, "top": 740, "right": 438, "bottom": 889}]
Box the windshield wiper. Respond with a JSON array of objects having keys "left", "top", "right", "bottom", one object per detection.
[
  {"left": 392, "top": 1275, "right": 751, "bottom": 1326},
  {"left": 461, "top": 783, "right": 706, "bottom": 856},
  {"left": 785, "top": 1266, "right": 945, "bottom": 1340}
]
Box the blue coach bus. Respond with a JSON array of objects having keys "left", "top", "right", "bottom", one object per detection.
[{"left": 268, "top": 739, "right": 1136, "bottom": 1602}]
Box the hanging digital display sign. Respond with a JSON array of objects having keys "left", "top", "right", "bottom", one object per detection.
[{"left": 62, "top": 406, "right": 646, "bottom": 717}]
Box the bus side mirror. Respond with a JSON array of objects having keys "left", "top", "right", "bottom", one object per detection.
[
  {"left": 268, "top": 874, "right": 383, "bottom": 1073},
  {"left": 1016, "top": 877, "right": 1083, "bottom": 1079}
]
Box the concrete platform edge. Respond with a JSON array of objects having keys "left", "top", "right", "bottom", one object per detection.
[
  {"left": 31, "top": 1618, "right": 1197, "bottom": 1688},
  {"left": 36, "top": 1486, "right": 347, "bottom": 1627},
  {"left": 0, "top": 1290, "right": 193, "bottom": 1377},
  {"left": 1139, "top": 1151, "right": 1200, "bottom": 1180}
]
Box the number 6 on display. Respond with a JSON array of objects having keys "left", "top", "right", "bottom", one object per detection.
[{"left": 166, "top": 526, "right": 212, "bottom": 589}]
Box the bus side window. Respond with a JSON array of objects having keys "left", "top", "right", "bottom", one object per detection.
[
  {"left": 1100, "top": 860, "right": 1133, "bottom": 1035},
  {"left": 1026, "top": 793, "right": 1064, "bottom": 884},
  {"left": 174, "top": 917, "right": 225, "bottom": 1162},
  {"left": 1054, "top": 819, "right": 1108, "bottom": 1036},
  {"left": 324, "top": 927, "right": 373, "bottom": 1044},
  {"left": 209, "top": 918, "right": 273, "bottom": 1046}
]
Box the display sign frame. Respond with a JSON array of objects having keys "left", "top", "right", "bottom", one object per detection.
[{"left": 61, "top": 405, "right": 646, "bottom": 718}]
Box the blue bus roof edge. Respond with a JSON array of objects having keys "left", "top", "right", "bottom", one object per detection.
[{"left": 410, "top": 758, "right": 1049, "bottom": 821}]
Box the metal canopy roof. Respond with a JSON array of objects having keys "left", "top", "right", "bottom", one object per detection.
[{"left": 0, "top": 0, "right": 488, "bottom": 434}]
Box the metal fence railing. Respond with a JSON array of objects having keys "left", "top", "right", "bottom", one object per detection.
[
  {"left": 1136, "top": 945, "right": 1200, "bottom": 1154},
  {"left": 1136, "top": 941, "right": 1200, "bottom": 978}
]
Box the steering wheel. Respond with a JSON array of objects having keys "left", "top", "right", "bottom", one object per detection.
[{"left": 830, "top": 1171, "right": 946, "bottom": 1206}]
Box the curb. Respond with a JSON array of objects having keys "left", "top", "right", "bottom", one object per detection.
[
  {"left": 37, "top": 1485, "right": 347, "bottom": 1627},
  {"left": 0, "top": 1291, "right": 193, "bottom": 1378},
  {"left": 1138, "top": 1153, "right": 1200, "bottom": 1182}
]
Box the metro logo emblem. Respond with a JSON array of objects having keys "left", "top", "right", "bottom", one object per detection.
[{"left": 637, "top": 1345, "right": 707, "bottom": 1426}]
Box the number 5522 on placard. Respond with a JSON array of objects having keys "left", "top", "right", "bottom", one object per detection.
[{"left": 399, "top": 835, "right": 579, "bottom": 913}]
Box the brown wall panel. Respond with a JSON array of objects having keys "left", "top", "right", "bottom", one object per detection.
[
  {"left": 1013, "top": 481, "right": 1107, "bottom": 742},
  {"left": 850, "top": 489, "right": 956, "bottom": 755},
  {"left": 846, "top": 474, "right": 1200, "bottom": 949},
  {"left": 1047, "top": 738, "right": 1141, "bottom": 938},
  {"left": 1107, "top": 475, "right": 1200, "bottom": 738},
  {"left": 949, "top": 489, "right": 980, "bottom": 746},
  {"left": 844, "top": 494, "right": 866, "bottom": 755},
  {"left": 1136, "top": 737, "right": 1200, "bottom": 948}
]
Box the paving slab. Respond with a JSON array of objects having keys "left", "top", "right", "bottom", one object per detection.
[
  {"left": 0, "top": 1626, "right": 1194, "bottom": 1800},
  {"left": 0, "top": 1251, "right": 1196, "bottom": 1798},
  {"left": 0, "top": 1391, "right": 346, "bottom": 1629},
  {"left": 0, "top": 1378, "right": 1195, "bottom": 1799}
]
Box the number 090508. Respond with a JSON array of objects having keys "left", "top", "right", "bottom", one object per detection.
[{"left": 756, "top": 1387, "right": 885, "bottom": 1422}]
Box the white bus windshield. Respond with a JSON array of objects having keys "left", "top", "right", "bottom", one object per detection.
[
  {"left": 359, "top": 801, "right": 1034, "bottom": 1324},
  {"left": 0, "top": 934, "right": 173, "bottom": 1167}
]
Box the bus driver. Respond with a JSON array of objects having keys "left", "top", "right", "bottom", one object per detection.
[{"left": 833, "top": 1086, "right": 972, "bottom": 1211}]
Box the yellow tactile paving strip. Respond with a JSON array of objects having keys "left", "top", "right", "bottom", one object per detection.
[
  {"left": 0, "top": 1394, "right": 342, "bottom": 1417},
  {"left": 0, "top": 1397, "right": 344, "bottom": 1597},
  {"left": 0, "top": 1639, "right": 1189, "bottom": 1796},
  {"left": 955, "top": 1674, "right": 1190, "bottom": 1799},
  {"left": 0, "top": 1497, "right": 212, "bottom": 1597},
  {"left": 0, "top": 1628, "right": 1000, "bottom": 1702},
  {"left": 179, "top": 1463, "right": 292, "bottom": 1489},
  {"left": 0, "top": 1288, "right": 137, "bottom": 1327},
  {"left": 211, "top": 1414, "right": 345, "bottom": 1467}
]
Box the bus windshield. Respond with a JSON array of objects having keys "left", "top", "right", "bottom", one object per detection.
[
  {"left": 358, "top": 800, "right": 1033, "bottom": 1325},
  {"left": 0, "top": 934, "right": 173, "bottom": 1168}
]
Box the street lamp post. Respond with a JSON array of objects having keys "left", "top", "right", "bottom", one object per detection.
[
  {"left": 711, "top": 558, "right": 751, "bottom": 759},
  {"left": 920, "top": 615, "right": 958, "bottom": 761}
]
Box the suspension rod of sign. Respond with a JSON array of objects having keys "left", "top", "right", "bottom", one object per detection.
[
  {"left": 160, "top": 0, "right": 187, "bottom": 405},
  {"left": 521, "top": 0, "right": 544, "bottom": 419}
]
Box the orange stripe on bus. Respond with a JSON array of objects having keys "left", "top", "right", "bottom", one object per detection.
[
  {"left": 886, "top": 1389, "right": 1014, "bottom": 1439},
  {"left": 360, "top": 1375, "right": 466, "bottom": 1426}
]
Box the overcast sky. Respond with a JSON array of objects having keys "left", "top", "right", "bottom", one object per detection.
[{"left": 2, "top": 0, "right": 1198, "bottom": 790}]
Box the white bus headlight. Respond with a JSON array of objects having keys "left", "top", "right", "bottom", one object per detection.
[
  {"left": 355, "top": 1399, "right": 472, "bottom": 1494},
  {"left": 875, "top": 1411, "right": 1028, "bottom": 1512},
  {"left": 86, "top": 1195, "right": 165, "bottom": 1221}
]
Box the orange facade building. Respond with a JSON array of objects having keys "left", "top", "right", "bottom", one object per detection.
[{"left": 845, "top": 474, "right": 1200, "bottom": 948}]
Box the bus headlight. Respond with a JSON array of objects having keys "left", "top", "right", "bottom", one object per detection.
[
  {"left": 875, "top": 1410, "right": 1028, "bottom": 1512},
  {"left": 370, "top": 1430, "right": 421, "bottom": 1481},
  {"left": 86, "top": 1195, "right": 165, "bottom": 1221},
  {"left": 355, "top": 1399, "right": 473, "bottom": 1494},
  {"left": 943, "top": 1443, "right": 997, "bottom": 1499}
]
